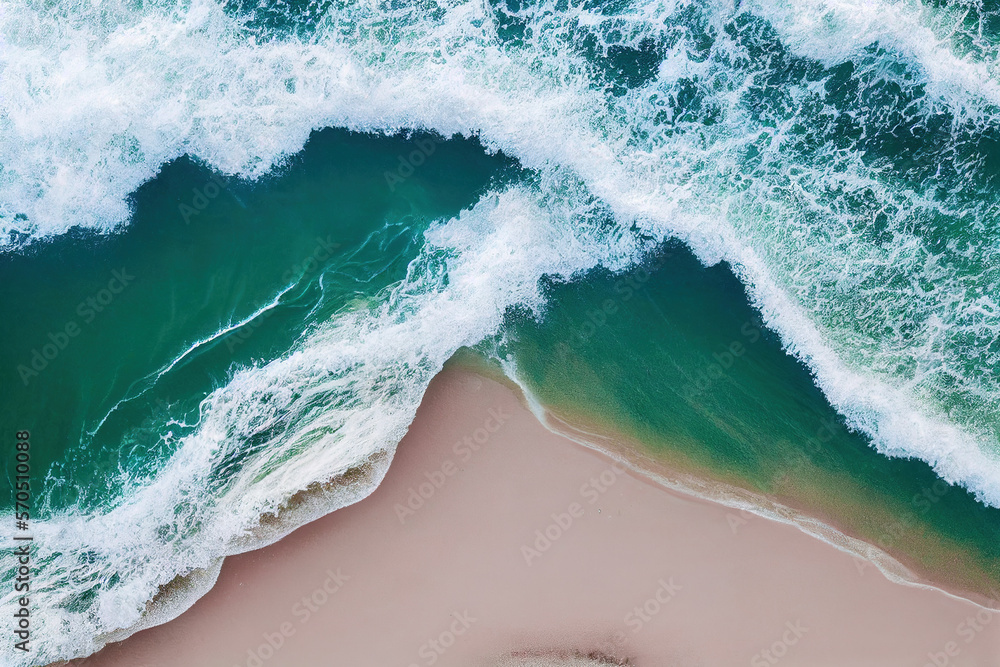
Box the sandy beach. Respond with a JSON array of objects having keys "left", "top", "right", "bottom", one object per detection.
[{"left": 67, "top": 367, "right": 1000, "bottom": 667}]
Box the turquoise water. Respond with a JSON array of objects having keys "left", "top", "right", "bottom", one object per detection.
[
  {"left": 2, "top": 0, "right": 1000, "bottom": 663},
  {"left": 1, "top": 129, "right": 512, "bottom": 512},
  {"left": 502, "top": 243, "right": 1000, "bottom": 594}
]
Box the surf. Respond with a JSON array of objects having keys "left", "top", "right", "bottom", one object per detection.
[{"left": 4, "top": 0, "right": 1000, "bottom": 662}]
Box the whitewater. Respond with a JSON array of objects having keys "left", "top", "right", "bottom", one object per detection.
[{"left": 2, "top": 0, "right": 1000, "bottom": 662}]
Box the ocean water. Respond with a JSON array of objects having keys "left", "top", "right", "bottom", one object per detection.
[
  {"left": 503, "top": 243, "right": 1000, "bottom": 595},
  {"left": 2, "top": 0, "right": 1000, "bottom": 662}
]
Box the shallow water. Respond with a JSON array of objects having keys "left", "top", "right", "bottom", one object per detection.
[{"left": 3, "top": 0, "right": 1000, "bottom": 662}]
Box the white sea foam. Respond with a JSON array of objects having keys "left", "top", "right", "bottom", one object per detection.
[
  {"left": 3, "top": 0, "right": 1000, "bottom": 662},
  {"left": 745, "top": 0, "right": 1000, "bottom": 122},
  {"left": 0, "top": 184, "right": 638, "bottom": 664}
]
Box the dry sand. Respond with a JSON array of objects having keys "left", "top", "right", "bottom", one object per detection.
[{"left": 70, "top": 368, "right": 1000, "bottom": 667}]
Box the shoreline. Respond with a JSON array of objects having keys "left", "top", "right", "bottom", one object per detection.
[
  {"left": 517, "top": 385, "right": 1000, "bottom": 612},
  {"left": 63, "top": 364, "right": 1000, "bottom": 667},
  {"left": 488, "top": 346, "right": 1000, "bottom": 611}
]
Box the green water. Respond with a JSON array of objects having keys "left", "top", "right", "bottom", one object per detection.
[
  {"left": 504, "top": 243, "right": 1000, "bottom": 595},
  {"left": 0, "top": 129, "right": 514, "bottom": 514},
  {"left": 7, "top": 0, "right": 1000, "bottom": 661}
]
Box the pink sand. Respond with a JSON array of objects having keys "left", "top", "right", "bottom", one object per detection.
[{"left": 70, "top": 368, "right": 1000, "bottom": 667}]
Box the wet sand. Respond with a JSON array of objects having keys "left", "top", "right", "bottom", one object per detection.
[{"left": 69, "top": 367, "right": 1000, "bottom": 667}]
